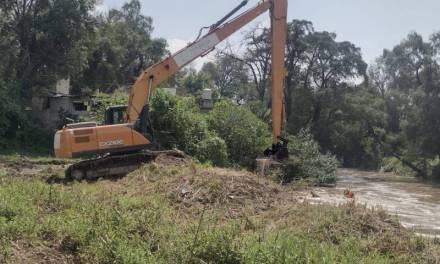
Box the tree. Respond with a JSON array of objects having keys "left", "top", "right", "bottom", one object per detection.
[
  {"left": 284, "top": 20, "right": 314, "bottom": 122},
  {"left": 242, "top": 27, "right": 272, "bottom": 102},
  {"left": 0, "top": 9, "right": 18, "bottom": 83},
  {"left": 280, "top": 21, "right": 367, "bottom": 161},
  {"left": 220, "top": 27, "right": 271, "bottom": 102},
  {"left": 78, "top": 0, "right": 167, "bottom": 93},
  {"left": 181, "top": 69, "right": 213, "bottom": 95},
  {"left": 108, "top": 0, "right": 167, "bottom": 83},
  {"left": 369, "top": 32, "right": 440, "bottom": 178},
  {"left": 0, "top": 0, "right": 97, "bottom": 99},
  {"left": 201, "top": 55, "right": 249, "bottom": 100}
]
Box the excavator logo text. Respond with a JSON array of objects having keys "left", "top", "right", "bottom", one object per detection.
[{"left": 99, "top": 140, "right": 124, "bottom": 148}]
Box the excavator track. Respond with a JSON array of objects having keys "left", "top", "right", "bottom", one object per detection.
[{"left": 65, "top": 150, "right": 185, "bottom": 181}]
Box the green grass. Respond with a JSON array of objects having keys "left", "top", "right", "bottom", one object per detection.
[{"left": 0, "top": 159, "right": 439, "bottom": 263}]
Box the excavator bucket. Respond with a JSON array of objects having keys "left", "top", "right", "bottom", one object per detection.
[{"left": 263, "top": 136, "right": 289, "bottom": 160}]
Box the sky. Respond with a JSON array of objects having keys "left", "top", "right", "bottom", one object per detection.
[{"left": 99, "top": 0, "right": 440, "bottom": 67}]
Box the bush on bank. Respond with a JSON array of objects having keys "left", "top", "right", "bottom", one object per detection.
[{"left": 281, "top": 130, "right": 338, "bottom": 185}]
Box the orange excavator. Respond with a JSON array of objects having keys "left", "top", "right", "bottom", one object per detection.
[{"left": 54, "top": 0, "right": 289, "bottom": 180}]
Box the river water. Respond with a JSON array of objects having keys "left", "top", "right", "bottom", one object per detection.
[{"left": 307, "top": 169, "right": 440, "bottom": 237}]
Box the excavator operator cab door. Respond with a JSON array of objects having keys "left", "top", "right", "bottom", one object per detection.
[{"left": 104, "top": 105, "right": 127, "bottom": 125}]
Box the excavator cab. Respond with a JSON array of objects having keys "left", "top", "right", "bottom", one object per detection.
[
  {"left": 104, "top": 105, "right": 127, "bottom": 125},
  {"left": 105, "top": 104, "right": 154, "bottom": 143}
]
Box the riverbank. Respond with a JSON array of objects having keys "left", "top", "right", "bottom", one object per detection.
[
  {"left": 306, "top": 169, "right": 440, "bottom": 237},
  {"left": 0, "top": 157, "right": 439, "bottom": 263}
]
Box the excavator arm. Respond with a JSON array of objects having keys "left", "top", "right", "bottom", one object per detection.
[
  {"left": 265, "top": 0, "right": 289, "bottom": 159},
  {"left": 270, "top": 0, "right": 288, "bottom": 146}
]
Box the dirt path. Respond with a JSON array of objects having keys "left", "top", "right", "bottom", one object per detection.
[{"left": 0, "top": 158, "right": 68, "bottom": 178}]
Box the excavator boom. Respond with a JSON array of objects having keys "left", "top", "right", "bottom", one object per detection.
[{"left": 126, "top": 0, "right": 281, "bottom": 123}]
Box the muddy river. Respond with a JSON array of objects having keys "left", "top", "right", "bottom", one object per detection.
[{"left": 307, "top": 169, "right": 440, "bottom": 237}]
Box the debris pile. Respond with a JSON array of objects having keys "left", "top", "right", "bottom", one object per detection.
[{"left": 123, "top": 155, "right": 281, "bottom": 213}]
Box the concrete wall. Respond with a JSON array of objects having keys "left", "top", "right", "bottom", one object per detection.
[
  {"left": 32, "top": 96, "right": 92, "bottom": 129},
  {"left": 55, "top": 78, "right": 70, "bottom": 95}
]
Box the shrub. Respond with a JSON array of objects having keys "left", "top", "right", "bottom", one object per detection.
[
  {"left": 281, "top": 130, "right": 338, "bottom": 185},
  {"left": 151, "top": 90, "right": 209, "bottom": 153},
  {"left": 16, "top": 116, "right": 53, "bottom": 154},
  {"left": 151, "top": 90, "right": 228, "bottom": 166},
  {"left": 381, "top": 156, "right": 440, "bottom": 180},
  {"left": 0, "top": 81, "right": 52, "bottom": 154},
  {"left": 0, "top": 81, "right": 20, "bottom": 143},
  {"left": 207, "top": 101, "right": 271, "bottom": 168},
  {"left": 195, "top": 135, "right": 229, "bottom": 167},
  {"left": 380, "top": 157, "right": 416, "bottom": 177},
  {"left": 245, "top": 100, "right": 271, "bottom": 124},
  {"left": 0, "top": 114, "right": 53, "bottom": 156},
  {"left": 430, "top": 157, "right": 440, "bottom": 181}
]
